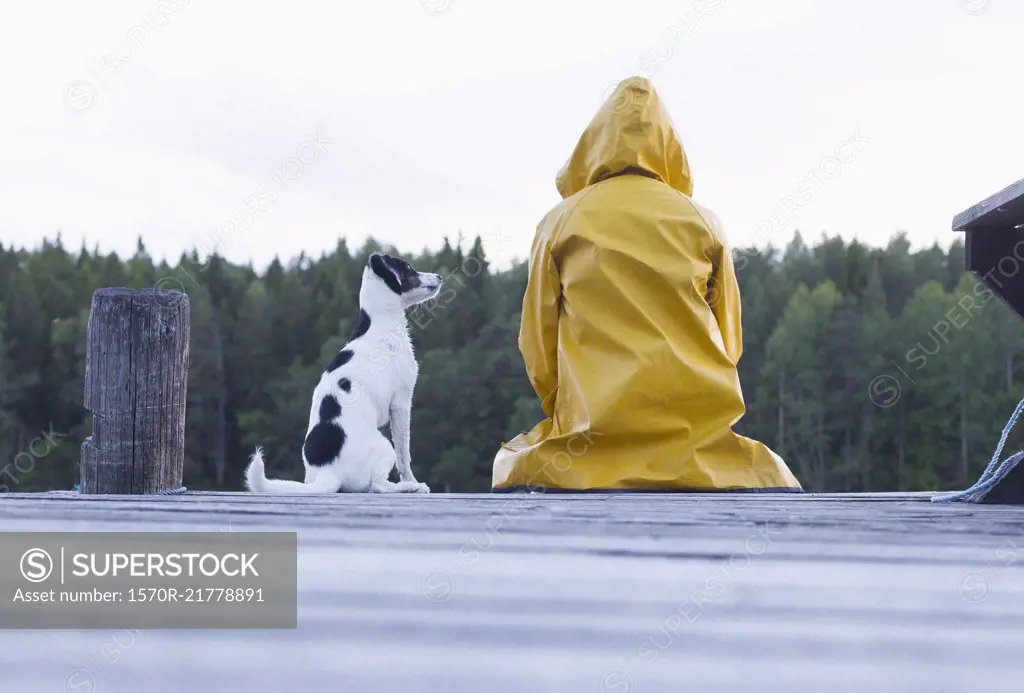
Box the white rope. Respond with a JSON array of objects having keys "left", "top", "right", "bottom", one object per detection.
[{"left": 932, "top": 396, "right": 1024, "bottom": 503}]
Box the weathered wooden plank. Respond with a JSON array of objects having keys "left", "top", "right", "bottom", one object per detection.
[
  {"left": 79, "top": 288, "right": 189, "bottom": 494},
  {"left": 1, "top": 492, "right": 1022, "bottom": 692},
  {"left": 953, "top": 177, "right": 1024, "bottom": 233}
]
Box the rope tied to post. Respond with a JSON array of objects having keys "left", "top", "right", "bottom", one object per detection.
[
  {"left": 72, "top": 484, "right": 187, "bottom": 496},
  {"left": 932, "top": 395, "right": 1024, "bottom": 503}
]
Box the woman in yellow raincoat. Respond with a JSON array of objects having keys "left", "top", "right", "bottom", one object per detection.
[{"left": 492, "top": 76, "right": 803, "bottom": 493}]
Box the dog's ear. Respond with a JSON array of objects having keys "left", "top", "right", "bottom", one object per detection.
[{"left": 369, "top": 253, "right": 403, "bottom": 294}]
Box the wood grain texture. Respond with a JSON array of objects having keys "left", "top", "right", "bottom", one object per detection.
[
  {"left": 1, "top": 491, "right": 1024, "bottom": 692},
  {"left": 979, "top": 456, "right": 1024, "bottom": 504},
  {"left": 953, "top": 177, "right": 1024, "bottom": 233},
  {"left": 957, "top": 177, "right": 1024, "bottom": 320},
  {"left": 80, "top": 288, "right": 190, "bottom": 494}
]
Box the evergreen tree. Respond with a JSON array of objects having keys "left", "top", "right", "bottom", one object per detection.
[{"left": 0, "top": 229, "right": 1016, "bottom": 493}]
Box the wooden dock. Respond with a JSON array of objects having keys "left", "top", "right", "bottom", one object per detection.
[{"left": 2, "top": 490, "right": 1024, "bottom": 692}]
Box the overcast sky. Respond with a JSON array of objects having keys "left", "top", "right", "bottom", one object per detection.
[{"left": 2, "top": 0, "right": 1021, "bottom": 271}]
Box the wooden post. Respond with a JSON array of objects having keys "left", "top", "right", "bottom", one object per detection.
[
  {"left": 80, "top": 288, "right": 190, "bottom": 494},
  {"left": 953, "top": 177, "right": 1024, "bottom": 320},
  {"left": 952, "top": 177, "right": 1024, "bottom": 504}
]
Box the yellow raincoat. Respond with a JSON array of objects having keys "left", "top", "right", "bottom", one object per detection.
[{"left": 492, "top": 77, "right": 802, "bottom": 493}]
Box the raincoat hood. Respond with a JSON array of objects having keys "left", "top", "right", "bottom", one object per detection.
[{"left": 555, "top": 76, "right": 693, "bottom": 199}]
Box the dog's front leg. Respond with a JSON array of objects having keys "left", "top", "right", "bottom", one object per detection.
[{"left": 389, "top": 400, "right": 417, "bottom": 483}]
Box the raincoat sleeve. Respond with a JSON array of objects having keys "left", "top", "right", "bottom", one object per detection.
[
  {"left": 518, "top": 220, "right": 562, "bottom": 417},
  {"left": 711, "top": 242, "right": 743, "bottom": 364},
  {"left": 694, "top": 201, "right": 743, "bottom": 364}
]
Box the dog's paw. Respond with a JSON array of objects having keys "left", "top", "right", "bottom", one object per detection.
[{"left": 415, "top": 482, "right": 431, "bottom": 494}]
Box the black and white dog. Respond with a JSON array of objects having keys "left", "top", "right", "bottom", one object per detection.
[{"left": 244, "top": 253, "right": 442, "bottom": 493}]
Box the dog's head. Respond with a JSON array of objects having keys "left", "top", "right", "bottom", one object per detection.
[{"left": 366, "top": 253, "right": 443, "bottom": 308}]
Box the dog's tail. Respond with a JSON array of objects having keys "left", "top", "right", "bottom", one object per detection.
[{"left": 244, "top": 447, "right": 340, "bottom": 494}]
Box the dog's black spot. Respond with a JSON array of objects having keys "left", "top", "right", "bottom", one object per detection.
[
  {"left": 324, "top": 349, "right": 353, "bottom": 373},
  {"left": 319, "top": 394, "right": 341, "bottom": 422},
  {"left": 338, "top": 378, "right": 351, "bottom": 393},
  {"left": 369, "top": 253, "right": 423, "bottom": 295},
  {"left": 303, "top": 422, "right": 345, "bottom": 467},
  {"left": 350, "top": 309, "right": 371, "bottom": 341},
  {"left": 370, "top": 254, "right": 402, "bottom": 294}
]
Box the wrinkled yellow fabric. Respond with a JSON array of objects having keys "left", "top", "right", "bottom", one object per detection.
[{"left": 492, "top": 76, "right": 802, "bottom": 492}]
